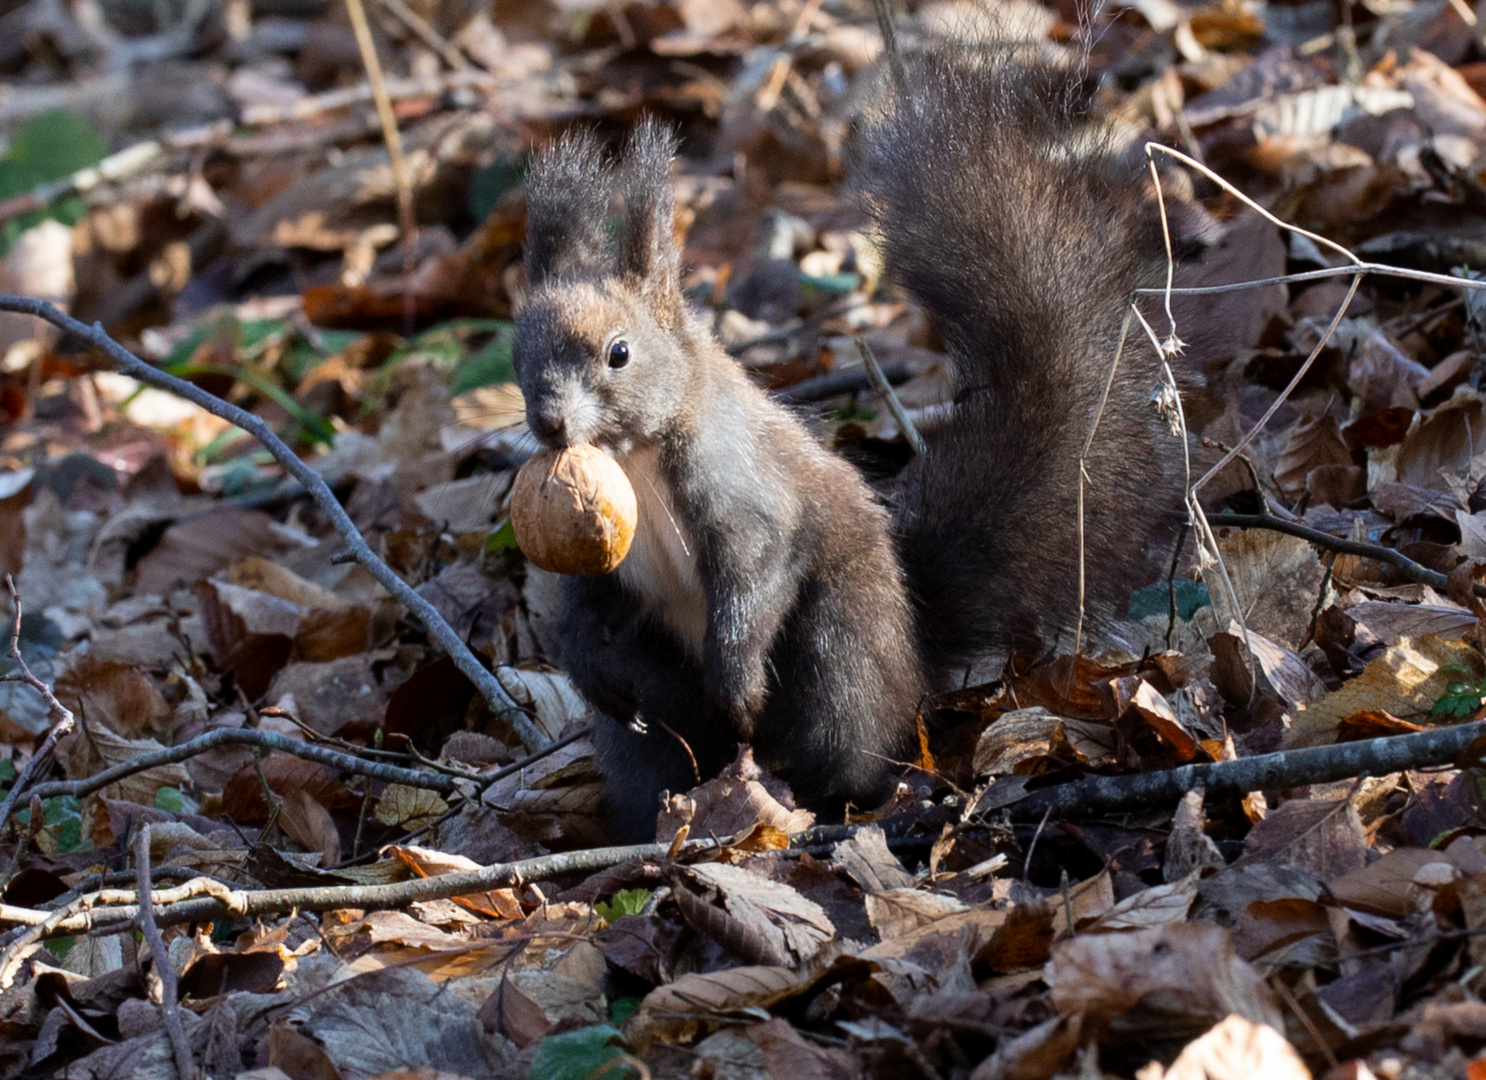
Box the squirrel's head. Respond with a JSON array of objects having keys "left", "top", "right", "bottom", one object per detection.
[{"left": 513, "top": 121, "right": 691, "bottom": 456}]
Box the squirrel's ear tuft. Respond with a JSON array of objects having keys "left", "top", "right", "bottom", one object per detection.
[
  {"left": 618, "top": 118, "right": 683, "bottom": 325},
  {"left": 524, "top": 131, "right": 614, "bottom": 286}
]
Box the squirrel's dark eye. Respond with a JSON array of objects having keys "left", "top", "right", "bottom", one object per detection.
[{"left": 607, "top": 340, "right": 630, "bottom": 369}]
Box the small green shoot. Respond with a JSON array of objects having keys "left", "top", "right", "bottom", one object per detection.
[
  {"left": 595, "top": 889, "right": 652, "bottom": 922},
  {"left": 1432, "top": 666, "right": 1486, "bottom": 720}
]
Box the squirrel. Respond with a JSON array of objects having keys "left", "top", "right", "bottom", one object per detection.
[{"left": 511, "top": 47, "right": 1184, "bottom": 842}]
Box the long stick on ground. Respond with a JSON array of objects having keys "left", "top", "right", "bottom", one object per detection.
[
  {"left": 8, "top": 839, "right": 714, "bottom": 935},
  {"left": 0, "top": 295, "right": 545, "bottom": 751},
  {"left": 1002, "top": 719, "right": 1486, "bottom": 821}
]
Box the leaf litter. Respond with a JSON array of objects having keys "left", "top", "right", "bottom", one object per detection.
[{"left": 1, "top": 0, "right": 1486, "bottom": 1078}]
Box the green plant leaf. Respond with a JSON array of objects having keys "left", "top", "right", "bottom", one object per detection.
[
  {"left": 595, "top": 889, "right": 652, "bottom": 922},
  {"left": 451, "top": 330, "right": 515, "bottom": 395},
  {"left": 484, "top": 519, "right": 519, "bottom": 555},
  {"left": 608, "top": 997, "right": 643, "bottom": 1027},
  {"left": 0, "top": 112, "right": 108, "bottom": 255},
  {"left": 0, "top": 111, "right": 108, "bottom": 201},
  {"left": 529, "top": 1025, "right": 632, "bottom": 1080}
]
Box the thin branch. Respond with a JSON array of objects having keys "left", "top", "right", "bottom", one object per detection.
[
  {"left": 1215, "top": 513, "right": 1484, "bottom": 596},
  {"left": 344, "top": 0, "right": 418, "bottom": 332},
  {"left": 1001, "top": 719, "right": 1486, "bottom": 821},
  {"left": 857, "top": 339, "right": 925, "bottom": 456},
  {"left": 0, "top": 141, "right": 164, "bottom": 226},
  {"left": 375, "top": 0, "right": 471, "bottom": 70},
  {"left": 20, "top": 839, "right": 726, "bottom": 935},
  {"left": 1134, "top": 262, "right": 1486, "bottom": 299},
  {"left": 0, "top": 576, "right": 76, "bottom": 830},
  {"left": 0, "top": 296, "right": 545, "bottom": 751},
  {"left": 25, "top": 726, "right": 463, "bottom": 803},
  {"left": 238, "top": 70, "right": 498, "bottom": 126},
  {"left": 774, "top": 360, "right": 911, "bottom": 405},
  {"left": 135, "top": 826, "right": 196, "bottom": 1080}
]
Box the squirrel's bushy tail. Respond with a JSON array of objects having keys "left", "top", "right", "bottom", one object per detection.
[{"left": 855, "top": 51, "right": 1183, "bottom": 685}]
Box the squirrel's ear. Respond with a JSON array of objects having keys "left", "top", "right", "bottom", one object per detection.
[
  {"left": 618, "top": 119, "right": 683, "bottom": 326},
  {"left": 524, "top": 131, "right": 614, "bottom": 287}
]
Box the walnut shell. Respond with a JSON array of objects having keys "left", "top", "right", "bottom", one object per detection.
[{"left": 509, "top": 445, "right": 638, "bottom": 576}]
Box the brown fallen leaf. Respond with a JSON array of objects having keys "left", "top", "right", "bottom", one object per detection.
[
  {"left": 672, "top": 860, "right": 835, "bottom": 966},
  {"left": 1283, "top": 633, "right": 1482, "bottom": 747},
  {"left": 279, "top": 788, "right": 341, "bottom": 869},
  {"left": 1048, "top": 923, "right": 1283, "bottom": 1047}
]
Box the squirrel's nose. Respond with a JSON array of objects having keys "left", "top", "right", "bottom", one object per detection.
[{"left": 529, "top": 412, "right": 567, "bottom": 444}]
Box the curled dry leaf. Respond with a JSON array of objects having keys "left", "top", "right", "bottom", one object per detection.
[
  {"left": 227, "top": 555, "right": 371, "bottom": 662},
  {"left": 829, "top": 825, "right": 916, "bottom": 894},
  {"left": 1239, "top": 797, "right": 1368, "bottom": 881},
  {"left": 1048, "top": 923, "right": 1283, "bottom": 1045},
  {"left": 657, "top": 748, "right": 815, "bottom": 841},
  {"left": 492, "top": 665, "right": 590, "bottom": 744},
  {"left": 495, "top": 969, "right": 606, "bottom": 1048},
  {"left": 1211, "top": 619, "right": 1328, "bottom": 710},
  {"left": 1085, "top": 880, "right": 1200, "bottom": 933},
  {"left": 672, "top": 861, "right": 835, "bottom": 966},
  {"left": 387, "top": 844, "right": 524, "bottom": 919},
  {"left": 1273, "top": 412, "right": 1351, "bottom": 501},
  {"left": 53, "top": 655, "right": 171, "bottom": 742},
  {"left": 865, "top": 889, "right": 968, "bottom": 941},
  {"left": 631, "top": 964, "right": 817, "bottom": 1046},
  {"left": 971, "top": 706, "right": 1117, "bottom": 778}
]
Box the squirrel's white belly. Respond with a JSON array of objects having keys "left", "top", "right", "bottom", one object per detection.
[{"left": 617, "top": 448, "right": 707, "bottom": 659}]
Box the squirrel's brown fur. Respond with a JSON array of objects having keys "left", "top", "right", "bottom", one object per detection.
[
  {"left": 855, "top": 53, "right": 1182, "bottom": 685},
  {"left": 512, "top": 49, "right": 1184, "bottom": 840}
]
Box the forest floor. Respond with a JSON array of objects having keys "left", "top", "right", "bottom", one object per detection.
[{"left": 2, "top": 0, "right": 1486, "bottom": 1077}]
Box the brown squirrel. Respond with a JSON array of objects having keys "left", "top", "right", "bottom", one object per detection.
[{"left": 512, "top": 48, "right": 1184, "bottom": 841}]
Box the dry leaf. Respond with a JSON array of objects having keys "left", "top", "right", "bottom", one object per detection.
[
  {"left": 1283, "top": 633, "right": 1483, "bottom": 747},
  {"left": 1148, "top": 1014, "right": 1310, "bottom": 1080}
]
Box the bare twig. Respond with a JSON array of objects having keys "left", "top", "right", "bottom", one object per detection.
[
  {"left": 1215, "top": 513, "right": 1486, "bottom": 597},
  {"left": 857, "top": 339, "right": 925, "bottom": 456},
  {"left": 774, "top": 360, "right": 911, "bottom": 405},
  {"left": 0, "top": 576, "right": 76, "bottom": 830},
  {"left": 0, "top": 296, "right": 544, "bottom": 750},
  {"left": 375, "top": 0, "right": 470, "bottom": 70},
  {"left": 1135, "top": 262, "right": 1486, "bottom": 299},
  {"left": 344, "top": 0, "right": 418, "bottom": 332},
  {"left": 135, "top": 826, "right": 196, "bottom": 1080},
  {"left": 17, "top": 838, "right": 727, "bottom": 936},
  {"left": 238, "top": 70, "right": 498, "bottom": 126},
  {"left": 999, "top": 719, "right": 1486, "bottom": 822},
  {"left": 26, "top": 726, "right": 463, "bottom": 803}
]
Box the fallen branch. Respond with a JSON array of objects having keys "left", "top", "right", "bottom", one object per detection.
[
  {"left": 24, "top": 726, "right": 463, "bottom": 803},
  {"left": 0, "top": 295, "right": 545, "bottom": 751},
  {"left": 136, "top": 826, "right": 196, "bottom": 1080},
  {"left": 1216, "top": 513, "right": 1485, "bottom": 597},
  {"left": 1001, "top": 719, "right": 1486, "bottom": 821},
  {"left": 238, "top": 70, "right": 499, "bottom": 125},
  {"left": 15, "top": 839, "right": 723, "bottom": 935}
]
